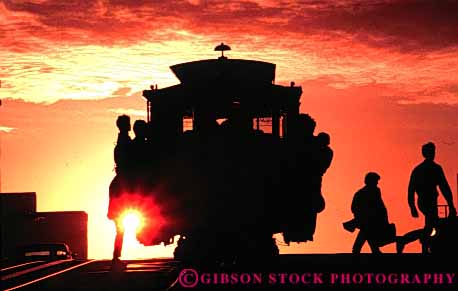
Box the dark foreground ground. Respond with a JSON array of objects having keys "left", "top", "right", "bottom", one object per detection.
[{"left": 2, "top": 254, "right": 457, "bottom": 291}]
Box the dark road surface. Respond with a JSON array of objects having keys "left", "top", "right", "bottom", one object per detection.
[{"left": 2, "top": 255, "right": 457, "bottom": 291}]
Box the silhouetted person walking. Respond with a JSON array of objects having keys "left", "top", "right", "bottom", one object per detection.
[
  {"left": 351, "top": 172, "right": 388, "bottom": 254},
  {"left": 397, "top": 142, "right": 457, "bottom": 253}
]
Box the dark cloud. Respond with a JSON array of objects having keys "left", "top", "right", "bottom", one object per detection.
[
  {"left": 2, "top": 0, "right": 190, "bottom": 48},
  {"left": 299, "top": 0, "right": 458, "bottom": 51},
  {"left": 3, "top": 0, "right": 457, "bottom": 52}
]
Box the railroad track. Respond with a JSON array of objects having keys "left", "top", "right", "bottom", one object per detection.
[
  {"left": 1, "top": 261, "right": 46, "bottom": 275},
  {"left": 1, "top": 260, "right": 94, "bottom": 291},
  {"left": 1, "top": 259, "right": 180, "bottom": 291}
]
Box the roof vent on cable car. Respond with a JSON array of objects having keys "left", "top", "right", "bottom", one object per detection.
[{"left": 214, "top": 43, "right": 231, "bottom": 59}]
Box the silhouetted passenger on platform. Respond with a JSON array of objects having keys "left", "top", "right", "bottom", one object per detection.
[
  {"left": 312, "top": 131, "right": 333, "bottom": 213},
  {"left": 108, "top": 115, "right": 133, "bottom": 266},
  {"left": 220, "top": 103, "right": 254, "bottom": 137},
  {"left": 396, "top": 142, "right": 457, "bottom": 253},
  {"left": 283, "top": 113, "right": 328, "bottom": 244},
  {"left": 193, "top": 109, "right": 220, "bottom": 136},
  {"left": 351, "top": 172, "right": 388, "bottom": 254},
  {"left": 316, "top": 132, "right": 333, "bottom": 175},
  {"left": 114, "top": 115, "right": 132, "bottom": 175},
  {"left": 130, "top": 119, "right": 149, "bottom": 177}
]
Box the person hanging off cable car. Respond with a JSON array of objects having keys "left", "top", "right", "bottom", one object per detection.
[
  {"left": 281, "top": 114, "right": 333, "bottom": 244},
  {"left": 108, "top": 116, "right": 163, "bottom": 267},
  {"left": 108, "top": 115, "right": 132, "bottom": 265}
]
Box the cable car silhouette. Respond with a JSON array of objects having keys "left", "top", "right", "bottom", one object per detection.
[{"left": 111, "top": 44, "right": 330, "bottom": 263}]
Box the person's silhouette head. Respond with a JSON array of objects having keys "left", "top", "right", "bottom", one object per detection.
[
  {"left": 133, "top": 120, "right": 148, "bottom": 140},
  {"left": 298, "top": 114, "right": 316, "bottom": 136},
  {"left": 194, "top": 108, "right": 218, "bottom": 133},
  {"left": 317, "top": 132, "right": 330, "bottom": 146},
  {"left": 116, "top": 115, "right": 131, "bottom": 133},
  {"left": 422, "top": 142, "right": 435, "bottom": 160},
  {"left": 364, "top": 172, "right": 380, "bottom": 187},
  {"left": 227, "top": 102, "right": 252, "bottom": 132}
]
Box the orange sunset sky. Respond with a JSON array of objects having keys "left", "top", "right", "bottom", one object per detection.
[{"left": 1, "top": 0, "right": 457, "bottom": 259}]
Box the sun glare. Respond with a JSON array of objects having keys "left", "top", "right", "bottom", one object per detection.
[{"left": 120, "top": 210, "right": 143, "bottom": 234}]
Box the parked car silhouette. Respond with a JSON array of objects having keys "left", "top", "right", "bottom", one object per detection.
[{"left": 17, "top": 243, "right": 72, "bottom": 261}]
